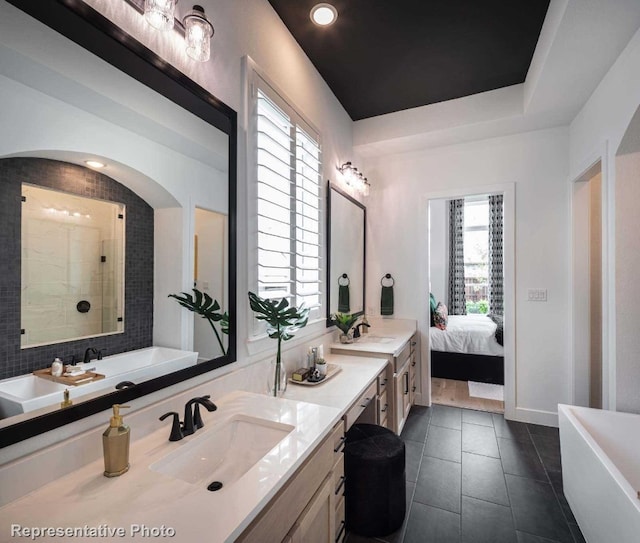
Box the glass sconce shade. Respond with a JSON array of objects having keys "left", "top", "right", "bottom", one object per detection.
[
  {"left": 337, "top": 161, "right": 371, "bottom": 196},
  {"left": 144, "top": 0, "right": 177, "bottom": 31},
  {"left": 184, "top": 5, "right": 214, "bottom": 62}
]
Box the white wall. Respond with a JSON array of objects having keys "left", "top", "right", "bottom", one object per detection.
[
  {"left": 569, "top": 25, "right": 640, "bottom": 412},
  {"left": 428, "top": 199, "right": 448, "bottom": 305},
  {"left": 362, "top": 127, "right": 570, "bottom": 423},
  {"left": 615, "top": 147, "right": 640, "bottom": 413}
]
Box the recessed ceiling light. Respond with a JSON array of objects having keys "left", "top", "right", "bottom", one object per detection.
[
  {"left": 85, "top": 160, "right": 106, "bottom": 169},
  {"left": 310, "top": 3, "right": 337, "bottom": 26}
]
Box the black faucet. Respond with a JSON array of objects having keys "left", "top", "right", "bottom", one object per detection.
[
  {"left": 183, "top": 395, "right": 217, "bottom": 436},
  {"left": 352, "top": 322, "right": 371, "bottom": 339},
  {"left": 159, "top": 412, "right": 184, "bottom": 441},
  {"left": 83, "top": 347, "right": 104, "bottom": 364}
]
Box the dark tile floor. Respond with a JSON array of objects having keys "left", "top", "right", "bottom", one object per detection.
[{"left": 346, "top": 405, "right": 585, "bottom": 543}]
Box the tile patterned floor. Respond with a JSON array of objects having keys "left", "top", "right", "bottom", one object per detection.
[{"left": 346, "top": 405, "right": 585, "bottom": 543}]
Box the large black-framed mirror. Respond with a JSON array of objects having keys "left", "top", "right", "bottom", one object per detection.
[
  {"left": 326, "top": 182, "right": 366, "bottom": 323},
  {"left": 0, "top": 0, "right": 237, "bottom": 448}
]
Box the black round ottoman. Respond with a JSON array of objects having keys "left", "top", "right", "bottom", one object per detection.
[{"left": 344, "top": 423, "right": 406, "bottom": 537}]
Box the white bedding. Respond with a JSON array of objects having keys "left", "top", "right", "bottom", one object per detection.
[{"left": 430, "top": 314, "right": 504, "bottom": 357}]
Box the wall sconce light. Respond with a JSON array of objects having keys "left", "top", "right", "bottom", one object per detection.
[
  {"left": 338, "top": 162, "right": 371, "bottom": 196},
  {"left": 183, "top": 5, "right": 215, "bottom": 62},
  {"left": 144, "top": 0, "right": 177, "bottom": 31},
  {"left": 125, "top": 0, "right": 214, "bottom": 62}
]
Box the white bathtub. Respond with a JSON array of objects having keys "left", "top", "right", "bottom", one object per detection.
[
  {"left": 558, "top": 404, "right": 640, "bottom": 543},
  {"left": 0, "top": 347, "right": 197, "bottom": 417}
]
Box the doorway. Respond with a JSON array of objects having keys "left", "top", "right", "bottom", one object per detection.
[
  {"left": 421, "top": 183, "right": 515, "bottom": 418},
  {"left": 428, "top": 195, "right": 504, "bottom": 413},
  {"left": 193, "top": 207, "right": 227, "bottom": 361},
  {"left": 571, "top": 161, "right": 603, "bottom": 408}
]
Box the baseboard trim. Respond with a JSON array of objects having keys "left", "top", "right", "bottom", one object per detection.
[
  {"left": 511, "top": 407, "right": 559, "bottom": 427},
  {"left": 414, "top": 392, "right": 427, "bottom": 406}
]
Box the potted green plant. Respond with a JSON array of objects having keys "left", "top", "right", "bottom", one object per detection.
[
  {"left": 248, "top": 292, "right": 310, "bottom": 397},
  {"left": 330, "top": 312, "right": 359, "bottom": 343},
  {"left": 168, "top": 288, "right": 229, "bottom": 355}
]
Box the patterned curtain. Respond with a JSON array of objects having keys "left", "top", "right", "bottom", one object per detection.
[
  {"left": 448, "top": 199, "right": 466, "bottom": 315},
  {"left": 488, "top": 194, "right": 504, "bottom": 315}
]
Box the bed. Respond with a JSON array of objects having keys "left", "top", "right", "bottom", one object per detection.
[{"left": 430, "top": 314, "right": 504, "bottom": 385}]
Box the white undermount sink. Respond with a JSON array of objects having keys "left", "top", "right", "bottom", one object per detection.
[
  {"left": 357, "top": 335, "right": 395, "bottom": 344},
  {"left": 150, "top": 414, "right": 294, "bottom": 489}
]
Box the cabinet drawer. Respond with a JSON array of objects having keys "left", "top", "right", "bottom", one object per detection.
[
  {"left": 409, "top": 354, "right": 417, "bottom": 382},
  {"left": 377, "top": 371, "right": 389, "bottom": 395},
  {"left": 379, "top": 414, "right": 388, "bottom": 429},
  {"left": 395, "top": 342, "right": 411, "bottom": 371},
  {"left": 378, "top": 389, "right": 389, "bottom": 422},
  {"left": 330, "top": 420, "right": 346, "bottom": 464},
  {"left": 334, "top": 495, "right": 346, "bottom": 543},
  {"left": 331, "top": 457, "right": 345, "bottom": 501},
  {"left": 344, "top": 381, "right": 377, "bottom": 430}
]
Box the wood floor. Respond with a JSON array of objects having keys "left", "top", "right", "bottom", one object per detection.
[{"left": 431, "top": 377, "right": 504, "bottom": 414}]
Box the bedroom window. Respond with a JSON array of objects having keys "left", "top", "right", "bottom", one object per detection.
[
  {"left": 463, "top": 198, "right": 489, "bottom": 313},
  {"left": 251, "top": 75, "right": 323, "bottom": 335}
]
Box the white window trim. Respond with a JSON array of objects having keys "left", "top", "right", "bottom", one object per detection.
[{"left": 244, "top": 56, "right": 325, "bottom": 347}]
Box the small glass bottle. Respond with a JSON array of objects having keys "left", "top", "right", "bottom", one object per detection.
[{"left": 51, "top": 357, "right": 63, "bottom": 377}]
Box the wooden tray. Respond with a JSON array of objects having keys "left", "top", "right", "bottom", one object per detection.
[
  {"left": 289, "top": 363, "right": 341, "bottom": 386},
  {"left": 33, "top": 368, "right": 105, "bottom": 386}
]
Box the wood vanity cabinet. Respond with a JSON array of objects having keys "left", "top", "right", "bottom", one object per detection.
[
  {"left": 392, "top": 335, "right": 418, "bottom": 434},
  {"left": 238, "top": 420, "right": 346, "bottom": 543},
  {"left": 331, "top": 333, "right": 420, "bottom": 435}
]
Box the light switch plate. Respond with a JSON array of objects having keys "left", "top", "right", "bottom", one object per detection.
[{"left": 527, "top": 288, "right": 547, "bottom": 302}]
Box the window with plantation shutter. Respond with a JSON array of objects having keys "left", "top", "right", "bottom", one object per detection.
[{"left": 251, "top": 76, "right": 323, "bottom": 334}]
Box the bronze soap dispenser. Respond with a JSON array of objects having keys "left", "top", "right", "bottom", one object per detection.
[{"left": 102, "top": 404, "right": 130, "bottom": 477}]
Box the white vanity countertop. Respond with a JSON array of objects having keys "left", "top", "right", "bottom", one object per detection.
[
  {"left": 284, "top": 354, "right": 388, "bottom": 412},
  {"left": 330, "top": 322, "right": 417, "bottom": 357},
  {"left": 0, "top": 356, "right": 386, "bottom": 543}
]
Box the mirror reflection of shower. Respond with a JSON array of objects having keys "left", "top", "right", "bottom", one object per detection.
[
  {"left": 21, "top": 184, "right": 125, "bottom": 348},
  {"left": 193, "top": 207, "right": 228, "bottom": 361}
]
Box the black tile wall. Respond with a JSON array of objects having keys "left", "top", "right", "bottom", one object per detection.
[
  {"left": 346, "top": 405, "right": 586, "bottom": 543},
  {"left": 0, "top": 158, "right": 153, "bottom": 380}
]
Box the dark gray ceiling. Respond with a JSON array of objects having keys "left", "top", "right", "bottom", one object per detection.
[{"left": 267, "top": 1, "right": 550, "bottom": 121}]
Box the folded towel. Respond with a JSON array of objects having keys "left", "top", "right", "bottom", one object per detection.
[
  {"left": 381, "top": 285, "right": 394, "bottom": 315},
  {"left": 338, "top": 284, "right": 350, "bottom": 313}
]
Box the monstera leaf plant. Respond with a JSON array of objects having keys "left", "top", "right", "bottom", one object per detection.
[
  {"left": 169, "top": 289, "right": 229, "bottom": 355},
  {"left": 248, "top": 291, "right": 310, "bottom": 396}
]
